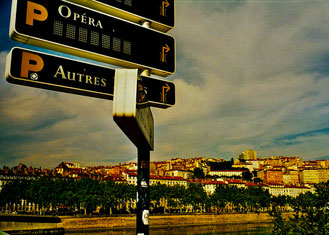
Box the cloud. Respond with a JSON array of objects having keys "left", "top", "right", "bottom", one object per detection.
[
  {"left": 152, "top": 0, "right": 329, "bottom": 160},
  {"left": 0, "top": 50, "right": 136, "bottom": 167},
  {"left": 1, "top": 0, "right": 329, "bottom": 167},
  {"left": 264, "top": 130, "right": 329, "bottom": 160}
]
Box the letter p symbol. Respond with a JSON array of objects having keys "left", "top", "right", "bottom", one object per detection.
[
  {"left": 26, "top": 1, "right": 48, "bottom": 26},
  {"left": 20, "top": 52, "right": 44, "bottom": 78}
]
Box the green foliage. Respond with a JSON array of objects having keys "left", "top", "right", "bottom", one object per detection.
[
  {"left": 2, "top": 175, "right": 327, "bottom": 223},
  {"left": 0, "top": 176, "right": 136, "bottom": 215},
  {"left": 150, "top": 183, "right": 209, "bottom": 212},
  {"left": 193, "top": 167, "right": 205, "bottom": 179},
  {"left": 210, "top": 185, "right": 228, "bottom": 209},
  {"left": 101, "top": 180, "right": 117, "bottom": 211},
  {"left": 0, "top": 179, "right": 29, "bottom": 206},
  {"left": 242, "top": 171, "right": 253, "bottom": 181},
  {"left": 184, "top": 183, "right": 207, "bottom": 207},
  {"left": 209, "top": 161, "right": 233, "bottom": 171},
  {"left": 149, "top": 184, "right": 188, "bottom": 212},
  {"left": 167, "top": 185, "right": 186, "bottom": 209},
  {"left": 75, "top": 178, "right": 102, "bottom": 213},
  {"left": 271, "top": 181, "right": 329, "bottom": 235},
  {"left": 210, "top": 185, "right": 271, "bottom": 213},
  {"left": 28, "top": 177, "right": 55, "bottom": 207}
]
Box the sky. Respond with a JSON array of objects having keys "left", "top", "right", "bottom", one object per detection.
[{"left": 0, "top": 0, "right": 328, "bottom": 168}]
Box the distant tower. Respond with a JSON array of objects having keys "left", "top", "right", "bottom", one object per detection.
[{"left": 238, "top": 149, "right": 257, "bottom": 161}]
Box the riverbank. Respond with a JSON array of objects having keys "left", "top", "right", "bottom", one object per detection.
[
  {"left": 61, "top": 212, "right": 294, "bottom": 233},
  {"left": 0, "top": 214, "right": 64, "bottom": 234}
]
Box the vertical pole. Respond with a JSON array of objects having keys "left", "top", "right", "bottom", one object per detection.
[
  {"left": 128, "top": 19, "right": 152, "bottom": 233},
  {"left": 113, "top": 68, "right": 153, "bottom": 234},
  {"left": 136, "top": 26, "right": 151, "bottom": 232},
  {"left": 137, "top": 147, "right": 150, "bottom": 235}
]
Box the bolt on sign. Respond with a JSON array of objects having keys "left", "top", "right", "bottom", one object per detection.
[
  {"left": 9, "top": 0, "right": 175, "bottom": 77},
  {"left": 5, "top": 47, "right": 175, "bottom": 108},
  {"left": 67, "top": 0, "right": 175, "bottom": 32}
]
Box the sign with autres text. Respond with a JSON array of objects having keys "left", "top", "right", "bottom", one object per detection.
[
  {"left": 67, "top": 0, "right": 175, "bottom": 32},
  {"left": 5, "top": 47, "right": 175, "bottom": 108},
  {"left": 9, "top": 0, "right": 175, "bottom": 77}
]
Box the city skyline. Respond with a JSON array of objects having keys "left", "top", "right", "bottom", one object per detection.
[
  {"left": 0, "top": 150, "right": 326, "bottom": 169},
  {"left": 3, "top": 155, "right": 329, "bottom": 190},
  {"left": 1, "top": 0, "right": 328, "bottom": 168}
]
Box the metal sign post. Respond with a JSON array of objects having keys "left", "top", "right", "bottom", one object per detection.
[
  {"left": 137, "top": 147, "right": 150, "bottom": 235},
  {"left": 7, "top": 1, "right": 176, "bottom": 234},
  {"left": 112, "top": 69, "right": 153, "bottom": 234}
]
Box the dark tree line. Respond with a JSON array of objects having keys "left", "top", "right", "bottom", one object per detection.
[
  {"left": 208, "top": 160, "right": 234, "bottom": 171},
  {"left": 271, "top": 181, "right": 329, "bottom": 234},
  {"left": 0, "top": 176, "right": 271, "bottom": 215},
  {"left": 210, "top": 184, "right": 271, "bottom": 213},
  {"left": 1, "top": 175, "right": 328, "bottom": 235},
  {"left": 0, "top": 177, "right": 136, "bottom": 215}
]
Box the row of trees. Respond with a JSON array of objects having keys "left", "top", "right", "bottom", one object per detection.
[
  {"left": 1, "top": 177, "right": 328, "bottom": 234},
  {"left": 1, "top": 176, "right": 272, "bottom": 215},
  {"left": 0, "top": 177, "right": 135, "bottom": 215},
  {"left": 271, "top": 181, "right": 329, "bottom": 234},
  {"left": 1, "top": 177, "right": 328, "bottom": 213}
]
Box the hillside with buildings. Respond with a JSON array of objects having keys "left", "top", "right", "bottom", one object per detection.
[{"left": 1, "top": 150, "right": 329, "bottom": 199}]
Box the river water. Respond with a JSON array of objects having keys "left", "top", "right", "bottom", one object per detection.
[{"left": 67, "top": 222, "right": 273, "bottom": 234}]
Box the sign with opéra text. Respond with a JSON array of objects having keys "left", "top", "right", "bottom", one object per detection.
[
  {"left": 67, "top": 0, "right": 175, "bottom": 32},
  {"left": 10, "top": 0, "right": 175, "bottom": 77}
]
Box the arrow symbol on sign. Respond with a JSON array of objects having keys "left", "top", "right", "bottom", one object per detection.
[
  {"left": 161, "top": 0, "right": 170, "bottom": 16},
  {"left": 161, "top": 83, "right": 170, "bottom": 103},
  {"left": 163, "top": 83, "right": 170, "bottom": 92},
  {"left": 163, "top": 0, "right": 170, "bottom": 8},
  {"left": 161, "top": 44, "right": 170, "bottom": 63},
  {"left": 163, "top": 44, "right": 170, "bottom": 53}
]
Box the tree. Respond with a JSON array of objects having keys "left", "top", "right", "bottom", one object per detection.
[
  {"left": 193, "top": 167, "right": 205, "bottom": 179},
  {"left": 209, "top": 161, "right": 233, "bottom": 171},
  {"left": 167, "top": 185, "right": 186, "bottom": 213},
  {"left": 210, "top": 184, "right": 228, "bottom": 213},
  {"left": 28, "top": 177, "right": 57, "bottom": 214},
  {"left": 242, "top": 171, "right": 253, "bottom": 181},
  {"left": 57, "top": 178, "right": 79, "bottom": 213},
  {"left": 101, "top": 180, "right": 117, "bottom": 214},
  {"left": 76, "top": 178, "right": 102, "bottom": 215},
  {"left": 183, "top": 183, "right": 207, "bottom": 212},
  {"left": 246, "top": 186, "right": 271, "bottom": 212},
  {"left": 0, "top": 179, "right": 30, "bottom": 209},
  {"left": 114, "top": 183, "right": 136, "bottom": 214},
  {"left": 150, "top": 183, "right": 168, "bottom": 213},
  {"left": 271, "top": 181, "right": 329, "bottom": 234}
]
